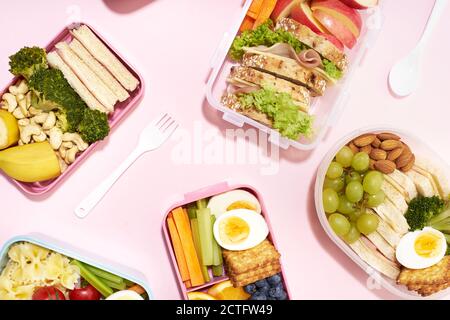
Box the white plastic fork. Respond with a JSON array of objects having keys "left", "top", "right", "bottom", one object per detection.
[{"left": 75, "top": 113, "right": 178, "bottom": 218}]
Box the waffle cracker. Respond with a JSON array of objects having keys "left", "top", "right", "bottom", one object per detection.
[
  {"left": 408, "top": 282, "right": 450, "bottom": 297},
  {"left": 397, "top": 256, "right": 450, "bottom": 287},
  {"left": 229, "top": 261, "right": 282, "bottom": 287}
]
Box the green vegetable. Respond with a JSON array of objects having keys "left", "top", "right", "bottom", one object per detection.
[
  {"left": 196, "top": 199, "right": 208, "bottom": 210},
  {"left": 230, "top": 20, "right": 342, "bottom": 80},
  {"left": 84, "top": 264, "right": 124, "bottom": 285},
  {"left": 9, "top": 46, "right": 47, "bottom": 80},
  {"left": 428, "top": 205, "right": 450, "bottom": 232},
  {"left": 71, "top": 260, "right": 113, "bottom": 297},
  {"left": 212, "top": 265, "right": 224, "bottom": 277},
  {"left": 101, "top": 278, "right": 126, "bottom": 291},
  {"left": 190, "top": 218, "right": 211, "bottom": 282},
  {"left": 211, "top": 215, "right": 223, "bottom": 267},
  {"left": 77, "top": 108, "right": 110, "bottom": 144},
  {"left": 187, "top": 204, "right": 197, "bottom": 219},
  {"left": 197, "top": 208, "right": 214, "bottom": 266},
  {"left": 405, "top": 196, "right": 445, "bottom": 231},
  {"left": 238, "top": 88, "right": 313, "bottom": 140}
]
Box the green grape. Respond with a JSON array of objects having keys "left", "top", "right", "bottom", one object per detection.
[
  {"left": 323, "top": 188, "right": 339, "bottom": 213},
  {"left": 328, "top": 213, "right": 351, "bottom": 237},
  {"left": 323, "top": 177, "right": 345, "bottom": 192},
  {"left": 367, "top": 190, "right": 386, "bottom": 207},
  {"left": 343, "top": 223, "right": 361, "bottom": 244},
  {"left": 363, "top": 171, "right": 384, "bottom": 195},
  {"left": 345, "top": 171, "right": 362, "bottom": 184},
  {"left": 348, "top": 210, "right": 363, "bottom": 222},
  {"left": 345, "top": 181, "right": 364, "bottom": 203},
  {"left": 356, "top": 213, "right": 379, "bottom": 235},
  {"left": 326, "top": 162, "right": 343, "bottom": 179},
  {"left": 338, "top": 195, "right": 355, "bottom": 214},
  {"left": 336, "top": 146, "right": 354, "bottom": 168},
  {"left": 351, "top": 152, "right": 370, "bottom": 172}
]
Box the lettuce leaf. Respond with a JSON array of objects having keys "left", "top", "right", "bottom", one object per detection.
[{"left": 238, "top": 88, "right": 313, "bottom": 140}]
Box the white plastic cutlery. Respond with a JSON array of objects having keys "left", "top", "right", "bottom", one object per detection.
[
  {"left": 75, "top": 113, "right": 178, "bottom": 218},
  {"left": 389, "top": 0, "right": 448, "bottom": 97}
]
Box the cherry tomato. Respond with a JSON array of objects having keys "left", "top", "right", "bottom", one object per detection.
[
  {"left": 32, "top": 286, "right": 66, "bottom": 300},
  {"left": 69, "top": 284, "right": 101, "bottom": 300}
]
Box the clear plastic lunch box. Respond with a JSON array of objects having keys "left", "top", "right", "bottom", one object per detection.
[
  {"left": 206, "top": 0, "right": 383, "bottom": 150},
  {"left": 314, "top": 126, "right": 450, "bottom": 300},
  {"left": 162, "top": 182, "right": 291, "bottom": 300},
  {"left": 0, "top": 22, "right": 145, "bottom": 196},
  {"left": 0, "top": 234, "right": 153, "bottom": 299}
]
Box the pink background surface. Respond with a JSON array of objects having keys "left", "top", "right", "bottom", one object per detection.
[{"left": 0, "top": 0, "right": 449, "bottom": 300}]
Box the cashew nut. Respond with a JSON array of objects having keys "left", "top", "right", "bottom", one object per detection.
[
  {"left": 12, "top": 107, "right": 25, "bottom": 119},
  {"left": 58, "top": 142, "right": 73, "bottom": 159},
  {"left": 9, "top": 80, "right": 28, "bottom": 95},
  {"left": 65, "top": 146, "right": 79, "bottom": 164},
  {"left": 20, "top": 123, "right": 41, "bottom": 144},
  {"left": 1, "top": 102, "right": 7, "bottom": 110},
  {"left": 31, "top": 112, "right": 48, "bottom": 125},
  {"left": 2, "top": 93, "right": 17, "bottom": 113},
  {"left": 25, "top": 91, "right": 32, "bottom": 109},
  {"left": 48, "top": 127, "right": 63, "bottom": 150},
  {"left": 18, "top": 118, "right": 30, "bottom": 126},
  {"left": 42, "top": 111, "right": 56, "bottom": 130},
  {"left": 56, "top": 153, "right": 68, "bottom": 173},
  {"left": 28, "top": 106, "right": 42, "bottom": 116},
  {"left": 17, "top": 97, "right": 29, "bottom": 117},
  {"left": 62, "top": 133, "right": 88, "bottom": 151},
  {"left": 33, "top": 131, "right": 47, "bottom": 143}
]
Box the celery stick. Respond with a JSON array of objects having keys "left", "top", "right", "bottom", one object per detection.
[
  {"left": 191, "top": 218, "right": 210, "bottom": 282},
  {"left": 84, "top": 264, "right": 124, "bottom": 285},
  {"left": 102, "top": 278, "right": 126, "bottom": 291},
  {"left": 187, "top": 204, "right": 197, "bottom": 219},
  {"left": 197, "top": 208, "right": 214, "bottom": 265},
  {"left": 196, "top": 199, "right": 208, "bottom": 210},
  {"left": 211, "top": 215, "right": 223, "bottom": 266},
  {"left": 71, "top": 260, "right": 113, "bottom": 297},
  {"left": 212, "top": 265, "right": 223, "bottom": 277}
]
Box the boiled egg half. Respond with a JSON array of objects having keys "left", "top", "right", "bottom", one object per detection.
[
  {"left": 396, "top": 227, "right": 447, "bottom": 269},
  {"left": 106, "top": 290, "right": 144, "bottom": 300},
  {"left": 213, "top": 209, "right": 268, "bottom": 251},
  {"left": 207, "top": 190, "right": 261, "bottom": 218}
]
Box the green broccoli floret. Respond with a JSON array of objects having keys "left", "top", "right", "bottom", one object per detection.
[
  {"left": 405, "top": 196, "right": 445, "bottom": 231},
  {"left": 77, "top": 108, "right": 110, "bottom": 144},
  {"left": 9, "top": 46, "right": 48, "bottom": 80}
]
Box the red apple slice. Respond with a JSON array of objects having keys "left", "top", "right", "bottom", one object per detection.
[
  {"left": 311, "top": 0, "right": 362, "bottom": 37},
  {"left": 290, "top": 0, "right": 326, "bottom": 34},
  {"left": 318, "top": 32, "right": 344, "bottom": 51},
  {"left": 271, "top": 0, "right": 302, "bottom": 21},
  {"left": 340, "top": 0, "right": 378, "bottom": 10},
  {"left": 313, "top": 9, "right": 357, "bottom": 49}
]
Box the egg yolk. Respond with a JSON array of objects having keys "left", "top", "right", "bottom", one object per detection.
[
  {"left": 226, "top": 201, "right": 257, "bottom": 212},
  {"left": 414, "top": 233, "right": 442, "bottom": 258},
  {"left": 220, "top": 217, "right": 250, "bottom": 244}
]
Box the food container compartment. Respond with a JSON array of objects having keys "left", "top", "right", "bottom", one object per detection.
[
  {"left": 0, "top": 22, "right": 144, "bottom": 196},
  {"left": 206, "top": 0, "right": 383, "bottom": 150},
  {"left": 163, "top": 182, "right": 291, "bottom": 300},
  {"left": 0, "top": 233, "right": 153, "bottom": 299},
  {"left": 314, "top": 126, "right": 450, "bottom": 299}
]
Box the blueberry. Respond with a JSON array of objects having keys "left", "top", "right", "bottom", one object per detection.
[
  {"left": 255, "top": 279, "right": 269, "bottom": 289},
  {"left": 258, "top": 286, "right": 269, "bottom": 294},
  {"left": 268, "top": 285, "right": 283, "bottom": 298},
  {"left": 244, "top": 284, "right": 257, "bottom": 294},
  {"left": 267, "top": 296, "right": 277, "bottom": 300},
  {"left": 267, "top": 274, "right": 282, "bottom": 286},
  {"left": 250, "top": 291, "right": 267, "bottom": 300},
  {"left": 276, "top": 290, "right": 287, "bottom": 300}
]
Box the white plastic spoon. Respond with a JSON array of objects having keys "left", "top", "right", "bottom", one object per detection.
[{"left": 389, "top": 0, "right": 448, "bottom": 97}]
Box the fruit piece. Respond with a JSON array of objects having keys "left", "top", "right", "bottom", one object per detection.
[
  {"left": 318, "top": 32, "right": 344, "bottom": 51},
  {"left": 363, "top": 171, "right": 383, "bottom": 195},
  {"left": 352, "top": 152, "right": 370, "bottom": 172},
  {"left": 324, "top": 176, "right": 345, "bottom": 192},
  {"left": 374, "top": 160, "right": 396, "bottom": 174},
  {"left": 338, "top": 195, "right": 355, "bottom": 214},
  {"left": 248, "top": 0, "right": 265, "bottom": 19},
  {"left": 254, "top": 0, "right": 278, "bottom": 29},
  {"left": 326, "top": 161, "right": 343, "bottom": 179},
  {"left": 370, "top": 148, "right": 387, "bottom": 161},
  {"left": 328, "top": 213, "right": 351, "bottom": 236},
  {"left": 32, "top": 286, "right": 66, "bottom": 300},
  {"left": 188, "top": 292, "right": 217, "bottom": 300},
  {"left": 356, "top": 213, "right": 379, "bottom": 235},
  {"left": 346, "top": 171, "right": 362, "bottom": 184},
  {"left": 207, "top": 280, "right": 251, "bottom": 300},
  {"left": 311, "top": 0, "right": 362, "bottom": 37},
  {"left": 268, "top": 284, "right": 286, "bottom": 299},
  {"left": 346, "top": 181, "right": 364, "bottom": 203},
  {"left": 69, "top": 284, "right": 101, "bottom": 300},
  {"left": 290, "top": 0, "right": 326, "bottom": 33},
  {"left": 312, "top": 9, "right": 357, "bottom": 49},
  {"left": 0, "top": 110, "right": 19, "bottom": 150},
  {"left": 244, "top": 284, "right": 257, "bottom": 294},
  {"left": 271, "top": 0, "right": 301, "bottom": 21},
  {"left": 336, "top": 146, "right": 354, "bottom": 168},
  {"left": 343, "top": 223, "right": 360, "bottom": 243},
  {"left": 251, "top": 291, "right": 268, "bottom": 300},
  {"left": 353, "top": 134, "right": 376, "bottom": 147},
  {"left": 255, "top": 279, "right": 270, "bottom": 289},
  {"left": 340, "top": 0, "right": 378, "bottom": 9},
  {"left": 0, "top": 141, "right": 61, "bottom": 182},
  {"left": 377, "top": 132, "right": 400, "bottom": 141},
  {"left": 240, "top": 16, "right": 256, "bottom": 32},
  {"left": 347, "top": 209, "right": 362, "bottom": 222},
  {"left": 323, "top": 188, "right": 339, "bottom": 213},
  {"left": 267, "top": 274, "right": 282, "bottom": 286},
  {"left": 380, "top": 139, "right": 402, "bottom": 151},
  {"left": 367, "top": 189, "right": 385, "bottom": 207},
  {"left": 400, "top": 154, "right": 415, "bottom": 172}
]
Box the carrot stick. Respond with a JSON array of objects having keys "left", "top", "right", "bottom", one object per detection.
[
  {"left": 167, "top": 214, "right": 190, "bottom": 282},
  {"left": 253, "top": 0, "right": 277, "bottom": 29},
  {"left": 248, "top": 0, "right": 265, "bottom": 19},
  {"left": 240, "top": 16, "right": 256, "bottom": 32},
  {"left": 128, "top": 284, "right": 146, "bottom": 295},
  {"left": 172, "top": 208, "right": 205, "bottom": 287}
]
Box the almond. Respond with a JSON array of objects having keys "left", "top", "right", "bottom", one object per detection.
[
  {"left": 400, "top": 154, "right": 415, "bottom": 172},
  {"left": 360, "top": 144, "right": 372, "bottom": 154},
  {"left": 348, "top": 142, "right": 359, "bottom": 154},
  {"left": 353, "top": 134, "right": 376, "bottom": 147},
  {"left": 402, "top": 142, "right": 412, "bottom": 156},
  {"left": 377, "top": 132, "right": 401, "bottom": 141},
  {"left": 380, "top": 139, "right": 402, "bottom": 151},
  {"left": 370, "top": 148, "right": 387, "bottom": 161},
  {"left": 374, "top": 160, "right": 396, "bottom": 174},
  {"left": 396, "top": 152, "right": 414, "bottom": 169},
  {"left": 371, "top": 137, "right": 381, "bottom": 148},
  {"left": 369, "top": 159, "right": 376, "bottom": 170},
  {"left": 387, "top": 147, "right": 404, "bottom": 161}
]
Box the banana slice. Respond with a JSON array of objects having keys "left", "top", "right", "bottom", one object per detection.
[{"left": 0, "top": 110, "right": 19, "bottom": 150}]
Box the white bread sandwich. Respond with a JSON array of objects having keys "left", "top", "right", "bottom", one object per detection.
[
  {"left": 385, "top": 170, "right": 418, "bottom": 202},
  {"left": 413, "top": 155, "right": 450, "bottom": 199},
  {"left": 380, "top": 180, "right": 408, "bottom": 214},
  {"left": 405, "top": 170, "right": 438, "bottom": 197},
  {"left": 373, "top": 199, "right": 409, "bottom": 235},
  {"left": 366, "top": 231, "right": 396, "bottom": 261}
]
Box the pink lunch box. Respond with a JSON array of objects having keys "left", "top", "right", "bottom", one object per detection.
[
  {"left": 0, "top": 22, "right": 145, "bottom": 196},
  {"left": 162, "top": 182, "right": 291, "bottom": 300}
]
